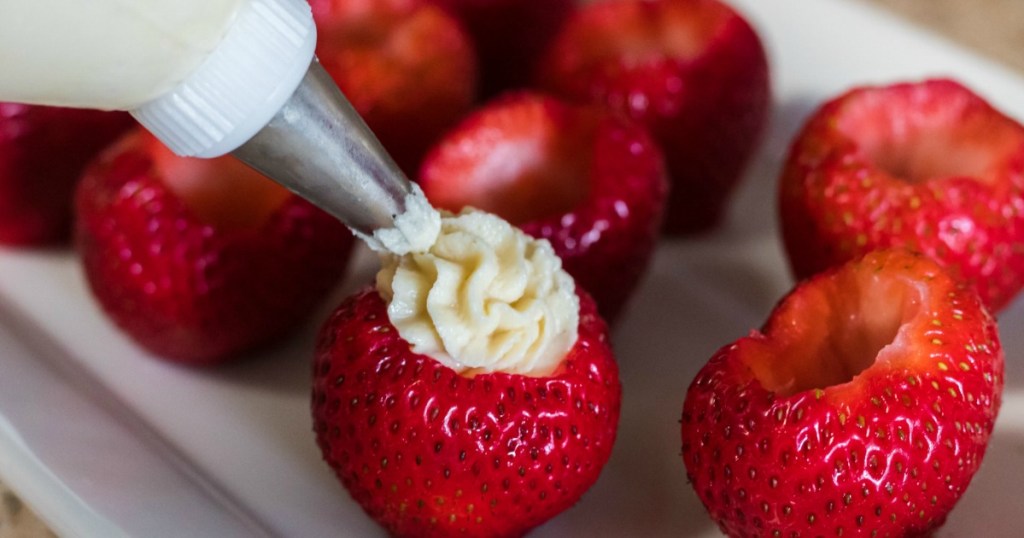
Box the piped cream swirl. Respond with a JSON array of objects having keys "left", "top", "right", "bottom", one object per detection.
[
  {"left": 356, "top": 183, "right": 442, "bottom": 256},
  {"left": 376, "top": 209, "right": 579, "bottom": 377}
]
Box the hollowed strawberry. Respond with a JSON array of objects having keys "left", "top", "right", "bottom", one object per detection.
[
  {"left": 539, "top": 0, "right": 770, "bottom": 233},
  {"left": 312, "top": 288, "right": 620, "bottom": 537},
  {"left": 418, "top": 92, "right": 668, "bottom": 322},
  {"left": 75, "top": 129, "right": 355, "bottom": 364},
  {"left": 0, "top": 103, "right": 134, "bottom": 246},
  {"left": 780, "top": 79, "right": 1024, "bottom": 312},
  {"left": 311, "top": 0, "right": 477, "bottom": 175},
  {"left": 681, "top": 249, "right": 1004, "bottom": 537}
]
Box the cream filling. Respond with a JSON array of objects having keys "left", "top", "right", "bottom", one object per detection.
[
  {"left": 356, "top": 183, "right": 443, "bottom": 256},
  {"left": 376, "top": 208, "right": 579, "bottom": 377}
]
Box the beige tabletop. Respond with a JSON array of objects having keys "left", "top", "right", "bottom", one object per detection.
[{"left": 2, "top": 0, "right": 1022, "bottom": 536}]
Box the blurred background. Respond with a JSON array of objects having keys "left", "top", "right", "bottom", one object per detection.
[
  {"left": 2, "top": 0, "right": 1022, "bottom": 536},
  {"left": 864, "top": 0, "right": 1024, "bottom": 72}
]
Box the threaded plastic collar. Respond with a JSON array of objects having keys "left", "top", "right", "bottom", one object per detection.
[{"left": 131, "top": 0, "right": 316, "bottom": 158}]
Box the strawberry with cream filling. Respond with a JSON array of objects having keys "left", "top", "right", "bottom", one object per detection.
[{"left": 313, "top": 209, "right": 620, "bottom": 537}]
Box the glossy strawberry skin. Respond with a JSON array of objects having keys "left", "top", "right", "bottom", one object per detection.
[
  {"left": 0, "top": 103, "right": 134, "bottom": 246},
  {"left": 418, "top": 92, "right": 668, "bottom": 322},
  {"left": 780, "top": 79, "right": 1024, "bottom": 312},
  {"left": 75, "top": 130, "right": 355, "bottom": 365},
  {"left": 429, "top": 0, "right": 575, "bottom": 97},
  {"left": 539, "top": 0, "right": 770, "bottom": 234},
  {"left": 681, "top": 250, "right": 1004, "bottom": 537},
  {"left": 312, "top": 288, "right": 621, "bottom": 538},
  {"left": 311, "top": 0, "right": 477, "bottom": 175}
]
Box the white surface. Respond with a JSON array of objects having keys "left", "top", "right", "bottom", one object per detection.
[{"left": 2, "top": 0, "right": 1024, "bottom": 536}]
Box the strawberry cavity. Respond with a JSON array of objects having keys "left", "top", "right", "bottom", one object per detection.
[
  {"left": 747, "top": 263, "right": 919, "bottom": 397},
  {"left": 835, "top": 82, "right": 1022, "bottom": 185},
  {"left": 146, "top": 135, "right": 290, "bottom": 230},
  {"left": 420, "top": 94, "right": 593, "bottom": 225}
]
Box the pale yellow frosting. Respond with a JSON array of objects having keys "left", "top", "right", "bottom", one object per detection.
[
  {"left": 356, "top": 183, "right": 443, "bottom": 256},
  {"left": 376, "top": 209, "right": 579, "bottom": 377}
]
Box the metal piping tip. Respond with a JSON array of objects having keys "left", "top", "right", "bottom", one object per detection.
[{"left": 232, "top": 59, "right": 413, "bottom": 238}]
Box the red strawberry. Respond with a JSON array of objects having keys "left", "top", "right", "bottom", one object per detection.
[
  {"left": 538, "top": 0, "right": 770, "bottom": 234},
  {"left": 680, "top": 249, "right": 1004, "bottom": 537},
  {"left": 429, "top": 0, "right": 575, "bottom": 97},
  {"left": 417, "top": 92, "right": 668, "bottom": 322},
  {"left": 75, "top": 129, "right": 355, "bottom": 365},
  {"left": 0, "top": 103, "right": 134, "bottom": 246},
  {"left": 312, "top": 288, "right": 620, "bottom": 537},
  {"left": 780, "top": 79, "right": 1024, "bottom": 312},
  {"left": 311, "top": 0, "right": 477, "bottom": 175}
]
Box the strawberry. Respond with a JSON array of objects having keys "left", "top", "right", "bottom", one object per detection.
[
  {"left": 311, "top": 0, "right": 477, "bottom": 175},
  {"left": 779, "top": 79, "right": 1024, "bottom": 312},
  {"left": 680, "top": 249, "right": 1004, "bottom": 537},
  {"left": 75, "top": 129, "right": 355, "bottom": 365},
  {"left": 312, "top": 288, "right": 620, "bottom": 537},
  {"left": 429, "top": 0, "right": 575, "bottom": 97},
  {"left": 538, "top": 0, "right": 770, "bottom": 234},
  {"left": 0, "top": 103, "right": 134, "bottom": 246},
  {"left": 417, "top": 92, "right": 668, "bottom": 322}
]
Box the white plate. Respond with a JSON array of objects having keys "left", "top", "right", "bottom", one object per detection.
[{"left": 2, "top": 0, "right": 1024, "bottom": 536}]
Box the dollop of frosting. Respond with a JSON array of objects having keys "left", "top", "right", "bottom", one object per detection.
[
  {"left": 376, "top": 209, "right": 579, "bottom": 377},
  {"left": 356, "top": 183, "right": 442, "bottom": 256}
]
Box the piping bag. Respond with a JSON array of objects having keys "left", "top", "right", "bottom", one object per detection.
[{"left": 0, "top": 0, "right": 432, "bottom": 248}]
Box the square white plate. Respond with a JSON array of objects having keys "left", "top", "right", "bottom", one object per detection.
[{"left": 1, "top": 0, "right": 1023, "bottom": 536}]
